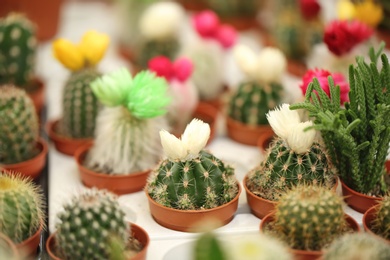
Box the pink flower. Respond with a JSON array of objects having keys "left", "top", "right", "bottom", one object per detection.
[
  {"left": 148, "top": 56, "right": 172, "bottom": 80},
  {"left": 299, "top": 0, "right": 321, "bottom": 20},
  {"left": 148, "top": 56, "right": 193, "bottom": 83},
  {"left": 300, "top": 69, "right": 350, "bottom": 104},
  {"left": 324, "top": 20, "right": 373, "bottom": 56}
]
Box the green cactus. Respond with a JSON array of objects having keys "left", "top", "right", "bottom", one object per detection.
[
  {"left": 55, "top": 189, "right": 129, "bottom": 259},
  {"left": 379, "top": 0, "right": 390, "bottom": 30},
  {"left": 0, "top": 13, "right": 36, "bottom": 88},
  {"left": 0, "top": 85, "right": 39, "bottom": 164},
  {"left": 267, "top": 185, "right": 347, "bottom": 251},
  {"left": 56, "top": 68, "right": 101, "bottom": 138},
  {"left": 228, "top": 82, "right": 283, "bottom": 125},
  {"left": 137, "top": 38, "right": 179, "bottom": 69},
  {"left": 323, "top": 233, "right": 390, "bottom": 260},
  {"left": 247, "top": 137, "right": 336, "bottom": 201},
  {"left": 0, "top": 171, "right": 45, "bottom": 243},
  {"left": 205, "top": 0, "right": 260, "bottom": 18},
  {"left": 371, "top": 196, "right": 390, "bottom": 240}
]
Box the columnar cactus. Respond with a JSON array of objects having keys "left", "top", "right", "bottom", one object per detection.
[
  {"left": 0, "top": 85, "right": 39, "bottom": 164},
  {"left": 228, "top": 46, "right": 286, "bottom": 126},
  {"left": 55, "top": 189, "right": 129, "bottom": 259},
  {"left": 372, "top": 196, "right": 390, "bottom": 240},
  {"left": 147, "top": 118, "right": 238, "bottom": 210},
  {"left": 323, "top": 233, "right": 390, "bottom": 260},
  {"left": 270, "top": 185, "right": 347, "bottom": 251},
  {"left": 52, "top": 31, "right": 109, "bottom": 138},
  {"left": 85, "top": 68, "right": 170, "bottom": 174},
  {"left": 0, "top": 13, "right": 37, "bottom": 88},
  {"left": 246, "top": 104, "right": 336, "bottom": 200},
  {"left": 0, "top": 171, "right": 45, "bottom": 243}
]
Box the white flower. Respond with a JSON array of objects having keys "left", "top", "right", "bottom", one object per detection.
[
  {"left": 160, "top": 130, "right": 187, "bottom": 160},
  {"left": 266, "top": 104, "right": 301, "bottom": 139},
  {"left": 287, "top": 121, "right": 316, "bottom": 154},
  {"left": 233, "top": 44, "right": 258, "bottom": 79},
  {"left": 255, "top": 47, "right": 287, "bottom": 83}
]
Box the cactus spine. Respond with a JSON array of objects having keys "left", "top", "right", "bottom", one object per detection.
[
  {"left": 0, "top": 13, "right": 36, "bottom": 88},
  {"left": 0, "top": 85, "right": 38, "bottom": 164},
  {"left": 372, "top": 196, "right": 390, "bottom": 240},
  {"left": 55, "top": 189, "right": 129, "bottom": 259},
  {"left": 0, "top": 171, "right": 45, "bottom": 243}
]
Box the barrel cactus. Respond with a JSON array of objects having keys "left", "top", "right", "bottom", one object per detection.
[
  {"left": 84, "top": 68, "right": 170, "bottom": 174},
  {"left": 0, "top": 85, "right": 39, "bottom": 164},
  {"left": 52, "top": 30, "right": 109, "bottom": 139},
  {"left": 246, "top": 104, "right": 336, "bottom": 201},
  {"left": 0, "top": 13, "right": 37, "bottom": 89},
  {"left": 0, "top": 171, "right": 45, "bottom": 243},
  {"left": 55, "top": 189, "right": 131, "bottom": 259},
  {"left": 371, "top": 196, "right": 390, "bottom": 240},
  {"left": 228, "top": 46, "right": 286, "bottom": 126},
  {"left": 147, "top": 118, "right": 238, "bottom": 210}
]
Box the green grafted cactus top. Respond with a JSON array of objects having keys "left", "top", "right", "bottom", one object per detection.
[
  {"left": 372, "top": 196, "right": 390, "bottom": 240},
  {"left": 0, "top": 85, "right": 38, "bottom": 164}
]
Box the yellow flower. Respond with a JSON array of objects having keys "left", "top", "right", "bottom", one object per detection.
[
  {"left": 354, "top": 1, "right": 383, "bottom": 28},
  {"left": 52, "top": 39, "right": 84, "bottom": 71},
  {"left": 337, "top": 0, "right": 356, "bottom": 20},
  {"left": 79, "top": 30, "right": 110, "bottom": 66}
]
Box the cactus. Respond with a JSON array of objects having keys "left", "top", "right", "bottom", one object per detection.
[
  {"left": 205, "top": 0, "right": 260, "bottom": 18},
  {"left": 85, "top": 68, "right": 170, "bottom": 174},
  {"left": 371, "top": 196, "right": 390, "bottom": 240},
  {"left": 0, "top": 85, "right": 39, "bottom": 164},
  {"left": 323, "top": 233, "right": 390, "bottom": 260},
  {"left": 0, "top": 171, "right": 45, "bottom": 243},
  {"left": 147, "top": 118, "right": 238, "bottom": 210},
  {"left": 267, "top": 185, "right": 347, "bottom": 251},
  {"left": 138, "top": 38, "right": 179, "bottom": 69},
  {"left": 55, "top": 189, "right": 130, "bottom": 259},
  {"left": 0, "top": 13, "right": 37, "bottom": 88}
]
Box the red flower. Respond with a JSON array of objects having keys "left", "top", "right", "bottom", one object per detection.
[
  {"left": 300, "top": 69, "right": 350, "bottom": 104},
  {"left": 324, "top": 20, "right": 373, "bottom": 56},
  {"left": 299, "top": 0, "right": 321, "bottom": 20}
]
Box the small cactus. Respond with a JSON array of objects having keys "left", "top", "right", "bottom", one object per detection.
[
  {"left": 0, "top": 13, "right": 37, "bottom": 88},
  {"left": 147, "top": 118, "right": 238, "bottom": 210},
  {"left": 0, "top": 171, "right": 45, "bottom": 243},
  {"left": 55, "top": 189, "right": 129, "bottom": 259},
  {"left": 268, "top": 185, "right": 347, "bottom": 251},
  {"left": 323, "top": 233, "right": 390, "bottom": 260},
  {"left": 372, "top": 196, "right": 390, "bottom": 240},
  {"left": 0, "top": 85, "right": 39, "bottom": 164}
]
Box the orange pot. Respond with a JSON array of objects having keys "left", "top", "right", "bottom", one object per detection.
[
  {"left": 46, "top": 222, "right": 150, "bottom": 260},
  {"left": 16, "top": 223, "right": 43, "bottom": 258},
  {"left": 226, "top": 117, "right": 275, "bottom": 146},
  {"left": 257, "top": 132, "right": 274, "bottom": 153},
  {"left": 74, "top": 143, "right": 150, "bottom": 195},
  {"left": 362, "top": 205, "right": 390, "bottom": 245},
  {"left": 287, "top": 59, "right": 307, "bottom": 78},
  {"left": 220, "top": 16, "right": 259, "bottom": 31},
  {"left": 146, "top": 184, "right": 241, "bottom": 232},
  {"left": 376, "top": 29, "right": 390, "bottom": 50},
  {"left": 28, "top": 78, "right": 45, "bottom": 114},
  {"left": 1, "top": 138, "right": 48, "bottom": 179},
  {"left": 0, "top": 233, "right": 18, "bottom": 259},
  {"left": 46, "top": 119, "right": 93, "bottom": 156},
  {"left": 260, "top": 213, "right": 360, "bottom": 260}
]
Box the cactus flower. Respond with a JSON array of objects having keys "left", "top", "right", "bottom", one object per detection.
[
  {"left": 353, "top": 0, "right": 383, "bottom": 28},
  {"left": 79, "top": 30, "right": 110, "bottom": 66},
  {"left": 52, "top": 39, "right": 84, "bottom": 71}
]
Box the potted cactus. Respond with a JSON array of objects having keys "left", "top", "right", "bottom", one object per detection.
[
  {"left": 363, "top": 196, "right": 390, "bottom": 243},
  {"left": 74, "top": 68, "right": 170, "bottom": 194},
  {"left": 260, "top": 185, "right": 360, "bottom": 259},
  {"left": 290, "top": 44, "right": 390, "bottom": 213},
  {"left": 47, "top": 30, "right": 109, "bottom": 156},
  {"left": 0, "top": 85, "right": 47, "bottom": 178},
  {"left": 226, "top": 45, "right": 286, "bottom": 146},
  {"left": 0, "top": 170, "right": 45, "bottom": 257},
  {"left": 0, "top": 233, "right": 18, "bottom": 260},
  {"left": 46, "top": 188, "right": 150, "bottom": 260},
  {"left": 244, "top": 104, "right": 337, "bottom": 218},
  {"left": 0, "top": 13, "right": 45, "bottom": 113},
  {"left": 145, "top": 118, "right": 240, "bottom": 232}
]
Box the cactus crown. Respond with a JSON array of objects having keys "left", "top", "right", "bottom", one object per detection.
[
  {"left": 0, "top": 13, "right": 36, "bottom": 87},
  {"left": 372, "top": 196, "right": 390, "bottom": 240},
  {"left": 0, "top": 171, "right": 45, "bottom": 243},
  {"left": 0, "top": 85, "right": 39, "bottom": 164},
  {"left": 55, "top": 189, "right": 129, "bottom": 259}
]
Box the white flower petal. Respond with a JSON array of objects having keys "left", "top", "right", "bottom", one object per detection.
[
  {"left": 255, "top": 47, "right": 286, "bottom": 83},
  {"left": 287, "top": 121, "right": 316, "bottom": 154},
  {"left": 181, "top": 118, "right": 210, "bottom": 158},
  {"left": 160, "top": 129, "right": 186, "bottom": 160},
  {"left": 266, "top": 104, "right": 301, "bottom": 139},
  {"left": 233, "top": 44, "right": 258, "bottom": 79}
]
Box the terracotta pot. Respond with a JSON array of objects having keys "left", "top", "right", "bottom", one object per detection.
[
  {"left": 74, "top": 143, "right": 151, "bottom": 195},
  {"left": 1, "top": 138, "right": 48, "bottom": 179},
  {"left": 376, "top": 29, "right": 390, "bottom": 50},
  {"left": 220, "top": 16, "right": 258, "bottom": 31},
  {"left": 16, "top": 223, "right": 42, "bottom": 258},
  {"left": 257, "top": 132, "right": 274, "bottom": 152},
  {"left": 146, "top": 184, "right": 241, "bottom": 232},
  {"left": 362, "top": 205, "right": 390, "bottom": 244},
  {"left": 193, "top": 102, "right": 218, "bottom": 144},
  {"left": 46, "top": 119, "right": 93, "bottom": 156},
  {"left": 226, "top": 117, "right": 275, "bottom": 146},
  {"left": 260, "top": 213, "right": 360, "bottom": 260},
  {"left": 178, "top": 0, "right": 207, "bottom": 12},
  {"left": 28, "top": 77, "right": 45, "bottom": 114},
  {"left": 46, "top": 222, "right": 150, "bottom": 260},
  {"left": 0, "top": 233, "right": 18, "bottom": 259},
  {"left": 287, "top": 59, "right": 307, "bottom": 78}
]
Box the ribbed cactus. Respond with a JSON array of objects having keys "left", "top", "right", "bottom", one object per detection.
[
  {"left": 0, "top": 85, "right": 39, "bottom": 164},
  {"left": 372, "top": 196, "right": 390, "bottom": 240},
  {"left": 0, "top": 171, "right": 45, "bottom": 243},
  {"left": 205, "top": 0, "right": 259, "bottom": 18},
  {"left": 55, "top": 189, "right": 129, "bottom": 259},
  {"left": 56, "top": 68, "right": 101, "bottom": 138},
  {"left": 147, "top": 118, "right": 238, "bottom": 210},
  {"left": 323, "top": 233, "right": 390, "bottom": 260},
  {"left": 270, "top": 185, "right": 347, "bottom": 251},
  {"left": 0, "top": 13, "right": 36, "bottom": 88}
]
